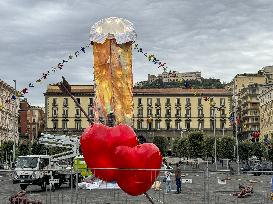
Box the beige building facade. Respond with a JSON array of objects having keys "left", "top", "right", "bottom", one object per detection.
[
  {"left": 233, "top": 74, "right": 266, "bottom": 97},
  {"left": 0, "top": 79, "right": 19, "bottom": 144},
  {"left": 45, "top": 85, "right": 232, "bottom": 138},
  {"left": 259, "top": 85, "right": 273, "bottom": 139},
  {"left": 238, "top": 84, "right": 260, "bottom": 136},
  {"left": 148, "top": 71, "right": 202, "bottom": 83}
]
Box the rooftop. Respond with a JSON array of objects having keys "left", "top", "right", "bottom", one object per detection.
[{"left": 45, "top": 84, "right": 232, "bottom": 96}]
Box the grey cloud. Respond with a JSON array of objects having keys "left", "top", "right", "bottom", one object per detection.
[{"left": 1, "top": 0, "right": 273, "bottom": 106}]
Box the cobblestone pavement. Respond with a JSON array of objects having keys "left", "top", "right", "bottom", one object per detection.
[{"left": 1, "top": 164, "right": 273, "bottom": 204}]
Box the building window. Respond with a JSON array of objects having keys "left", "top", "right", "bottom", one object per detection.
[
  {"left": 166, "top": 108, "right": 171, "bottom": 117},
  {"left": 198, "top": 121, "right": 204, "bottom": 130},
  {"left": 138, "top": 98, "right": 142, "bottom": 105},
  {"left": 75, "top": 121, "right": 81, "bottom": 130},
  {"left": 176, "top": 98, "right": 181, "bottom": 105},
  {"left": 63, "top": 109, "right": 68, "bottom": 117},
  {"left": 88, "top": 107, "right": 94, "bottom": 116},
  {"left": 198, "top": 98, "right": 202, "bottom": 106},
  {"left": 198, "top": 109, "right": 203, "bottom": 117},
  {"left": 76, "top": 109, "right": 81, "bottom": 117},
  {"left": 155, "top": 120, "right": 160, "bottom": 129},
  {"left": 156, "top": 109, "right": 161, "bottom": 116},
  {"left": 52, "top": 108, "right": 58, "bottom": 117},
  {"left": 186, "top": 98, "right": 190, "bottom": 105},
  {"left": 166, "top": 121, "right": 171, "bottom": 130},
  {"left": 53, "top": 98, "right": 57, "bottom": 106},
  {"left": 147, "top": 98, "right": 152, "bottom": 106},
  {"left": 62, "top": 121, "right": 68, "bottom": 130},
  {"left": 221, "top": 109, "right": 225, "bottom": 116},
  {"left": 175, "top": 121, "right": 181, "bottom": 130},
  {"left": 166, "top": 98, "right": 170, "bottom": 105},
  {"left": 176, "top": 109, "right": 181, "bottom": 117},
  {"left": 76, "top": 98, "right": 81, "bottom": 104},
  {"left": 156, "top": 98, "right": 160, "bottom": 105},
  {"left": 137, "top": 121, "right": 143, "bottom": 129},
  {"left": 53, "top": 121, "right": 58, "bottom": 130},
  {"left": 220, "top": 98, "right": 225, "bottom": 106},
  {"left": 210, "top": 108, "right": 215, "bottom": 117},
  {"left": 186, "top": 109, "right": 191, "bottom": 117},
  {"left": 147, "top": 108, "right": 152, "bottom": 116},
  {"left": 186, "top": 121, "right": 191, "bottom": 130},
  {"left": 138, "top": 109, "right": 143, "bottom": 117},
  {"left": 89, "top": 98, "right": 94, "bottom": 106},
  {"left": 147, "top": 119, "right": 152, "bottom": 130},
  {"left": 63, "top": 98, "right": 68, "bottom": 106}
]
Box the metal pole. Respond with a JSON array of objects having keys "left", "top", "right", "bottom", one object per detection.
[
  {"left": 12, "top": 80, "right": 16, "bottom": 162},
  {"left": 214, "top": 107, "right": 217, "bottom": 171}
]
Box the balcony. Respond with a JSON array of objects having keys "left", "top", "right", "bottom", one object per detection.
[
  {"left": 221, "top": 114, "right": 226, "bottom": 118},
  {"left": 165, "top": 102, "right": 171, "bottom": 107},
  {"left": 175, "top": 114, "right": 181, "bottom": 118},
  {"left": 137, "top": 114, "right": 143, "bottom": 117},
  {"left": 52, "top": 102, "right": 58, "bottom": 107},
  {"left": 137, "top": 103, "right": 143, "bottom": 108},
  {"left": 62, "top": 114, "right": 68, "bottom": 118},
  {"left": 155, "top": 102, "right": 161, "bottom": 107},
  {"left": 185, "top": 102, "right": 191, "bottom": 107},
  {"left": 165, "top": 114, "right": 171, "bottom": 118},
  {"left": 147, "top": 103, "right": 153, "bottom": 107},
  {"left": 185, "top": 114, "right": 191, "bottom": 118},
  {"left": 198, "top": 113, "right": 204, "bottom": 118},
  {"left": 175, "top": 103, "right": 181, "bottom": 107}
]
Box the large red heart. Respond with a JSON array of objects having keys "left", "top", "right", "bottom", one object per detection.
[
  {"left": 80, "top": 123, "right": 138, "bottom": 182},
  {"left": 114, "top": 143, "right": 162, "bottom": 196}
]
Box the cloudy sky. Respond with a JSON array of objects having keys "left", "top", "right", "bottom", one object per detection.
[{"left": 1, "top": 0, "right": 273, "bottom": 106}]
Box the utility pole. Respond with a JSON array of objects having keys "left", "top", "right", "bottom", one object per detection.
[
  {"left": 12, "top": 80, "right": 17, "bottom": 163},
  {"left": 214, "top": 107, "right": 217, "bottom": 170}
]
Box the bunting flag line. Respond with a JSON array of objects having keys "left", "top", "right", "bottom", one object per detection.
[
  {"left": 18, "top": 41, "right": 94, "bottom": 96},
  {"left": 133, "top": 43, "right": 168, "bottom": 71}
]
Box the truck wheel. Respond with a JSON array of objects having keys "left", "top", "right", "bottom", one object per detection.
[
  {"left": 41, "top": 181, "right": 47, "bottom": 191},
  {"left": 20, "top": 184, "right": 28, "bottom": 190}
]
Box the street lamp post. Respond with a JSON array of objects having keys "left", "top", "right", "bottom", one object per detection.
[
  {"left": 12, "top": 80, "right": 16, "bottom": 163},
  {"left": 214, "top": 107, "right": 217, "bottom": 170}
]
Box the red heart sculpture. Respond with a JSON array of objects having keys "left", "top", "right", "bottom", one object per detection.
[
  {"left": 114, "top": 143, "right": 162, "bottom": 196},
  {"left": 80, "top": 123, "right": 138, "bottom": 182}
]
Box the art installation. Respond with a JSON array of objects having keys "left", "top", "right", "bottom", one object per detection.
[{"left": 80, "top": 17, "right": 163, "bottom": 197}]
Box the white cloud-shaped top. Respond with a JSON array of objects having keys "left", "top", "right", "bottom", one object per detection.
[{"left": 90, "top": 17, "right": 137, "bottom": 44}]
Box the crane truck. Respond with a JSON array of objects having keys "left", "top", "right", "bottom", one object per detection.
[{"left": 13, "top": 134, "right": 83, "bottom": 191}]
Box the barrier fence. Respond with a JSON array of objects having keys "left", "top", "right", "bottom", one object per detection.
[{"left": 1, "top": 168, "right": 273, "bottom": 204}]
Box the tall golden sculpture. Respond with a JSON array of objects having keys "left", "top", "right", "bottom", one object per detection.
[{"left": 90, "top": 17, "right": 137, "bottom": 125}]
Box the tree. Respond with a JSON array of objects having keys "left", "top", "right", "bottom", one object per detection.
[
  {"left": 188, "top": 132, "right": 204, "bottom": 158},
  {"left": 0, "top": 141, "right": 14, "bottom": 162},
  {"left": 251, "top": 142, "right": 267, "bottom": 160},
  {"left": 176, "top": 137, "right": 189, "bottom": 158},
  {"left": 238, "top": 141, "right": 252, "bottom": 161},
  {"left": 153, "top": 136, "right": 167, "bottom": 156},
  {"left": 31, "top": 140, "right": 47, "bottom": 155},
  {"left": 218, "top": 137, "right": 235, "bottom": 160},
  {"left": 203, "top": 136, "right": 214, "bottom": 160},
  {"left": 18, "top": 141, "right": 30, "bottom": 156}
]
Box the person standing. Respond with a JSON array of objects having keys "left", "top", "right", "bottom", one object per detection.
[
  {"left": 165, "top": 165, "right": 172, "bottom": 193},
  {"left": 174, "top": 163, "right": 182, "bottom": 194}
]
